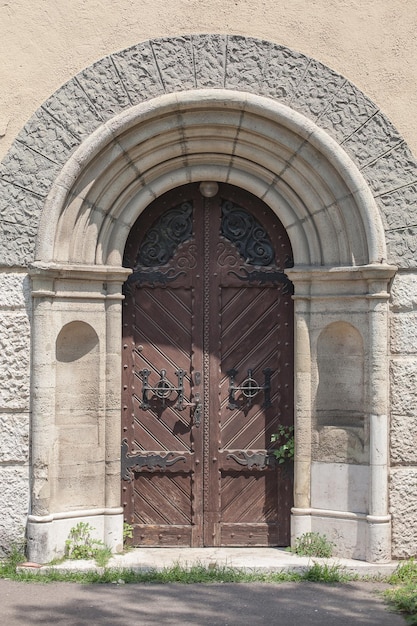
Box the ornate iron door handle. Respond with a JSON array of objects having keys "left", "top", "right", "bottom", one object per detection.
[
  {"left": 139, "top": 368, "right": 185, "bottom": 410},
  {"left": 192, "top": 393, "right": 202, "bottom": 427},
  {"left": 183, "top": 393, "right": 202, "bottom": 427},
  {"left": 227, "top": 368, "right": 272, "bottom": 409}
]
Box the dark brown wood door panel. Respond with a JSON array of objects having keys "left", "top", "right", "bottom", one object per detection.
[{"left": 122, "top": 183, "right": 293, "bottom": 547}]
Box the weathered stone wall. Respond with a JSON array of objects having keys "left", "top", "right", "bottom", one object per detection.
[{"left": 0, "top": 273, "right": 30, "bottom": 554}]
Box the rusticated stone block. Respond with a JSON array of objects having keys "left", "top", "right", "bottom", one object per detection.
[
  {"left": 262, "top": 43, "right": 309, "bottom": 104},
  {"left": 0, "top": 312, "right": 30, "bottom": 410},
  {"left": 151, "top": 36, "right": 195, "bottom": 92},
  {"left": 111, "top": 41, "right": 164, "bottom": 104},
  {"left": 192, "top": 34, "right": 226, "bottom": 88},
  {"left": 225, "top": 35, "right": 270, "bottom": 93},
  {"left": 390, "top": 468, "right": 417, "bottom": 558},
  {"left": 385, "top": 228, "right": 417, "bottom": 268},
  {"left": 0, "top": 221, "right": 37, "bottom": 266},
  {"left": 319, "top": 80, "right": 378, "bottom": 143},
  {"left": 390, "top": 273, "right": 417, "bottom": 311},
  {"left": 362, "top": 142, "right": 417, "bottom": 196},
  {"left": 390, "top": 358, "right": 417, "bottom": 417},
  {"left": 0, "top": 177, "right": 40, "bottom": 265},
  {"left": 291, "top": 59, "right": 345, "bottom": 120},
  {"left": 342, "top": 113, "right": 403, "bottom": 168},
  {"left": 391, "top": 311, "right": 417, "bottom": 354},
  {"left": 16, "top": 109, "right": 79, "bottom": 166},
  {"left": 0, "top": 179, "right": 43, "bottom": 223},
  {"left": 42, "top": 78, "right": 102, "bottom": 140},
  {"left": 0, "top": 413, "right": 29, "bottom": 463},
  {"left": 78, "top": 56, "right": 132, "bottom": 121},
  {"left": 377, "top": 183, "right": 417, "bottom": 230},
  {"left": 0, "top": 143, "right": 59, "bottom": 197},
  {"left": 391, "top": 414, "right": 417, "bottom": 465},
  {"left": 0, "top": 466, "right": 29, "bottom": 556},
  {"left": 0, "top": 273, "right": 30, "bottom": 309}
]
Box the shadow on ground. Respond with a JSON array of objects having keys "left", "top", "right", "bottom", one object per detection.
[{"left": 0, "top": 580, "right": 406, "bottom": 626}]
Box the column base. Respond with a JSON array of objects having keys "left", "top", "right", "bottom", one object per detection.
[{"left": 26, "top": 508, "right": 124, "bottom": 564}]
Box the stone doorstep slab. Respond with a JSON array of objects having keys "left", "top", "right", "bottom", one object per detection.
[{"left": 17, "top": 547, "right": 398, "bottom": 578}]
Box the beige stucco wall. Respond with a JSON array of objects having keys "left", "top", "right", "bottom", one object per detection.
[{"left": 1, "top": 0, "right": 417, "bottom": 161}]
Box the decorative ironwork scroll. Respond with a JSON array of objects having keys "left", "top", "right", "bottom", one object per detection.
[
  {"left": 121, "top": 439, "right": 186, "bottom": 481},
  {"left": 135, "top": 201, "right": 193, "bottom": 267},
  {"left": 221, "top": 200, "right": 275, "bottom": 266},
  {"left": 228, "top": 267, "right": 294, "bottom": 293},
  {"left": 226, "top": 451, "right": 276, "bottom": 469},
  {"left": 127, "top": 268, "right": 186, "bottom": 288}
]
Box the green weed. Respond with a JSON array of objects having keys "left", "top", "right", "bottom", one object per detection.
[
  {"left": 385, "top": 584, "right": 417, "bottom": 624},
  {"left": 0, "top": 561, "right": 305, "bottom": 585},
  {"left": 389, "top": 558, "right": 417, "bottom": 585},
  {"left": 65, "top": 522, "right": 111, "bottom": 566},
  {"left": 291, "top": 532, "right": 335, "bottom": 558},
  {"left": 123, "top": 522, "right": 133, "bottom": 544},
  {"left": 0, "top": 541, "right": 26, "bottom": 578},
  {"left": 385, "top": 559, "right": 417, "bottom": 624},
  {"left": 301, "top": 561, "right": 353, "bottom": 583}
]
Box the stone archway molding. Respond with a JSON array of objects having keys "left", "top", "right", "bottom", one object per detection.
[{"left": 36, "top": 89, "right": 386, "bottom": 269}]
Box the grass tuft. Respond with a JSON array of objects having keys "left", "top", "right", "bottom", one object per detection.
[
  {"left": 384, "top": 559, "right": 417, "bottom": 624},
  {"left": 384, "top": 584, "right": 417, "bottom": 625},
  {"left": 389, "top": 558, "right": 417, "bottom": 585},
  {"left": 0, "top": 558, "right": 361, "bottom": 585},
  {"left": 301, "top": 561, "right": 354, "bottom": 583},
  {"left": 291, "top": 532, "right": 335, "bottom": 558}
]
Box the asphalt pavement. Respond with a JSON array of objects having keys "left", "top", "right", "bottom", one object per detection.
[{"left": 0, "top": 579, "right": 406, "bottom": 625}]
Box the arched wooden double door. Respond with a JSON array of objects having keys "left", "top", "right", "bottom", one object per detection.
[{"left": 122, "top": 183, "right": 294, "bottom": 547}]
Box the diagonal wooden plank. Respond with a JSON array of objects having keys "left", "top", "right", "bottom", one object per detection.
[{"left": 134, "top": 473, "right": 192, "bottom": 524}]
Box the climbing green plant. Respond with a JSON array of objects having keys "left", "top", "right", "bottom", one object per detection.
[{"left": 271, "top": 425, "right": 294, "bottom": 463}]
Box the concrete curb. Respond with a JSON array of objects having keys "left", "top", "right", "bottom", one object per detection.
[{"left": 16, "top": 547, "right": 399, "bottom": 579}]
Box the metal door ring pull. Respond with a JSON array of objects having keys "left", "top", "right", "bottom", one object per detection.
[
  {"left": 241, "top": 376, "right": 260, "bottom": 398},
  {"left": 155, "top": 377, "right": 174, "bottom": 399},
  {"left": 139, "top": 368, "right": 185, "bottom": 410},
  {"left": 227, "top": 367, "right": 272, "bottom": 409}
]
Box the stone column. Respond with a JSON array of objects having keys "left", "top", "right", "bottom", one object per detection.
[
  {"left": 26, "top": 269, "right": 56, "bottom": 561},
  {"left": 103, "top": 276, "right": 130, "bottom": 551},
  {"left": 291, "top": 293, "right": 313, "bottom": 540},
  {"left": 366, "top": 270, "right": 396, "bottom": 562}
]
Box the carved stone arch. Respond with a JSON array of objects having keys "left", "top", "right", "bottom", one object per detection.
[
  {"left": 4, "top": 34, "right": 409, "bottom": 562},
  {"left": 37, "top": 90, "right": 386, "bottom": 269}
]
